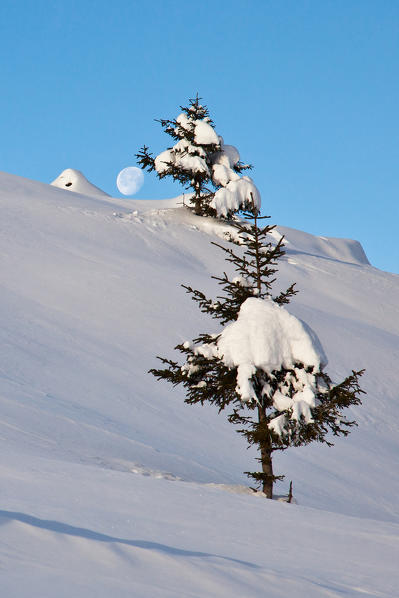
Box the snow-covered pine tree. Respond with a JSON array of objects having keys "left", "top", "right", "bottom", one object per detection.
[
  {"left": 150, "top": 206, "right": 365, "bottom": 499},
  {"left": 136, "top": 95, "right": 261, "bottom": 218}
]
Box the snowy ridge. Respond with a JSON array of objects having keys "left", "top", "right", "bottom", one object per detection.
[
  {"left": 1, "top": 171, "right": 399, "bottom": 597},
  {"left": 278, "top": 225, "right": 370, "bottom": 266}
]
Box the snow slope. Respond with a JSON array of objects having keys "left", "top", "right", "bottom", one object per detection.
[{"left": 1, "top": 171, "right": 398, "bottom": 597}]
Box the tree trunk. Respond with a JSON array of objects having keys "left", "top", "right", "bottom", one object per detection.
[
  {"left": 194, "top": 195, "right": 201, "bottom": 215},
  {"left": 192, "top": 186, "right": 202, "bottom": 215},
  {"left": 258, "top": 405, "right": 274, "bottom": 499}
]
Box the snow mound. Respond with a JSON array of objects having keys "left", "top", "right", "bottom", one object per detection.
[{"left": 51, "top": 169, "right": 110, "bottom": 198}]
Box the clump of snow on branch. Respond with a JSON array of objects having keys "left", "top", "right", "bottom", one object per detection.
[
  {"left": 218, "top": 298, "right": 320, "bottom": 382},
  {"left": 179, "top": 155, "right": 210, "bottom": 175},
  {"left": 210, "top": 176, "right": 261, "bottom": 218},
  {"left": 154, "top": 150, "right": 174, "bottom": 174},
  {"left": 211, "top": 164, "right": 240, "bottom": 186},
  {"left": 210, "top": 139, "right": 261, "bottom": 216},
  {"left": 187, "top": 297, "right": 325, "bottom": 436},
  {"left": 194, "top": 120, "right": 220, "bottom": 145}
]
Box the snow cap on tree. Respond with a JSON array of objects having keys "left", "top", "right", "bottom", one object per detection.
[{"left": 137, "top": 95, "right": 260, "bottom": 219}]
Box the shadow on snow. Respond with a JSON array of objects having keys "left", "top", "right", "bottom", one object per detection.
[{"left": 0, "top": 509, "right": 258, "bottom": 569}]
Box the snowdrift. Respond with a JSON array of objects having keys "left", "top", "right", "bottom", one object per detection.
[
  {"left": 51, "top": 168, "right": 110, "bottom": 197},
  {"left": 1, "top": 171, "right": 398, "bottom": 597}
]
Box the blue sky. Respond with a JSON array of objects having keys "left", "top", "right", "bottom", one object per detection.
[{"left": 1, "top": 0, "right": 398, "bottom": 272}]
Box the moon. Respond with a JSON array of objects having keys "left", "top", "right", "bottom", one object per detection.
[{"left": 116, "top": 166, "right": 144, "bottom": 196}]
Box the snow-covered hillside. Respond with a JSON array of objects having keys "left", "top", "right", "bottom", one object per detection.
[{"left": 1, "top": 171, "right": 398, "bottom": 597}]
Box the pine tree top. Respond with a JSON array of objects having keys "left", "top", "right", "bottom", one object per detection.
[{"left": 136, "top": 95, "right": 260, "bottom": 219}]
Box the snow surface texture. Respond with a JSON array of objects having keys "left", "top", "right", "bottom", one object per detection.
[
  {"left": 51, "top": 168, "right": 110, "bottom": 197},
  {"left": 1, "top": 171, "right": 399, "bottom": 597}
]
